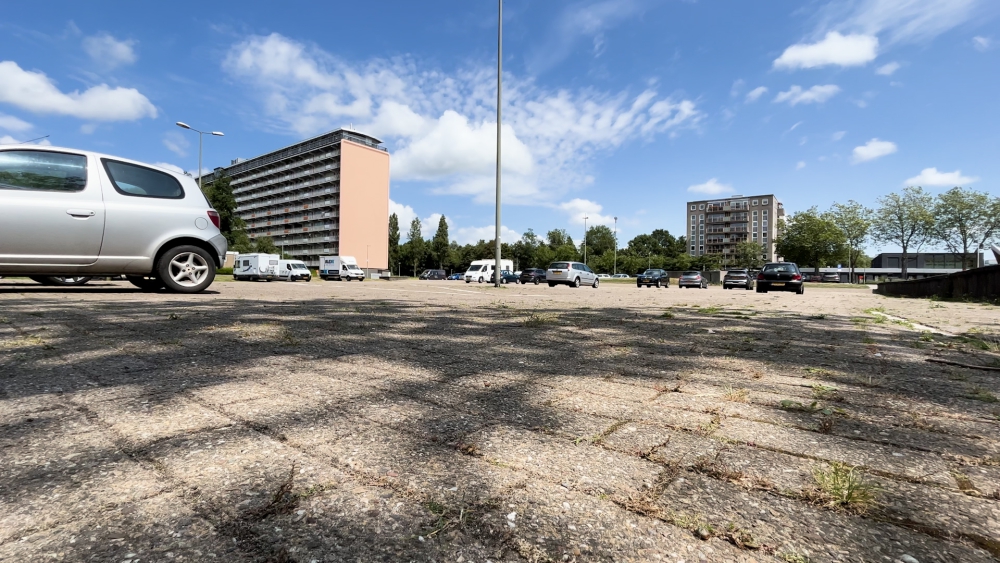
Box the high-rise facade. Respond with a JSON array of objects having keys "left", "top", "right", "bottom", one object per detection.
[
  {"left": 206, "top": 129, "right": 390, "bottom": 270},
  {"left": 685, "top": 194, "right": 784, "bottom": 266}
]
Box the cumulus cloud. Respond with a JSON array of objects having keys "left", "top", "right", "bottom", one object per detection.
[
  {"left": 773, "top": 85, "right": 841, "bottom": 106},
  {"left": 556, "top": 198, "right": 615, "bottom": 226},
  {"left": 875, "top": 61, "right": 900, "bottom": 75},
  {"left": 773, "top": 32, "right": 878, "bottom": 70},
  {"left": 687, "top": 178, "right": 734, "bottom": 195},
  {"left": 223, "top": 33, "right": 702, "bottom": 206},
  {"left": 744, "top": 86, "right": 768, "bottom": 103},
  {"left": 0, "top": 113, "right": 32, "bottom": 132},
  {"left": 82, "top": 33, "right": 137, "bottom": 69},
  {"left": 903, "top": 167, "right": 978, "bottom": 187},
  {"left": 0, "top": 61, "right": 156, "bottom": 121},
  {"left": 851, "top": 138, "right": 897, "bottom": 163},
  {"left": 453, "top": 225, "right": 521, "bottom": 245},
  {"left": 973, "top": 36, "right": 993, "bottom": 51},
  {"left": 163, "top": 131, "right": 189, "bottom": 158},
  {"left": 389, "top": 199, "right": 417, "bottom": 231}
]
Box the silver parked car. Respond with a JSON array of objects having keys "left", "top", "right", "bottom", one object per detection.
[
  {"left": 678, "top": 271, "right": 709, "bottom": 289},
  {"left": 0, "top": 146, "right": 227, "bottom": 293},
  {"left": 546, "top": 261, "right": 599, "bottom": 288}
]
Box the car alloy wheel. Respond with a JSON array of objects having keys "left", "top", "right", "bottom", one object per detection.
[
  {"left": 655, "top": 280, "right": 661, "bottom": 288},
  {"left": 573, "top": 277, "right": 581, "bottom": 288},
  {"left": 157, "top": 245, "right": 216, "bottom": 293},
  {"left": 478, "top": 277, "right": 484, "bottom": 283},
  {"left": 534, "top": 278, "right": 539, "bottom": 285},
  {"left": 592, "top": 278, "right": 599, "bottom": 288}
]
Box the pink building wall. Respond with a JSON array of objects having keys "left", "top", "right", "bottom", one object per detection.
[{"left": 339, "top": 140, "right": 390, "bottom": 270}]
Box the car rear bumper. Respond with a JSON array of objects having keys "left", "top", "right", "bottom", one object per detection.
[{"left": 759, "top": 281, "right": 802, "bottom": 291}]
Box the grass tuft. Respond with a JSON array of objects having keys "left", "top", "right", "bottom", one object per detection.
[
  {"left": 723, "top": 386, "right": 749, "bottom": 403},
  {"left": 807, "top": 462, "right": 879, "bottom": 513}
]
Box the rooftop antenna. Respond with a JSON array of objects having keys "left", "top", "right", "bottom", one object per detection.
[{"left": 13, "top": 135, "right": 50, "bottom": 145}]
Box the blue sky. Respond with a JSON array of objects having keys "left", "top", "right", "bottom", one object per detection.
[{"left": 2, "top": 0, "right": 998, "bottom": 249}]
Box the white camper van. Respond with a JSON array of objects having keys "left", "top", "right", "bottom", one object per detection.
[
  {"left": 319, "top": 256, "right": 365, "bottom": 281},
  {"left": 234, "top": 253, "right": 280, "bottom": 281},
  {"left": 464, "top": 259, "right": 514, "bottom": 283},
  {"left": 277, "top": 260, "right": 312, "bottom": 281}
]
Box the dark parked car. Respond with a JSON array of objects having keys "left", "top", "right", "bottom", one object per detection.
[
  {"left": 636, "top": 269, "right": 669, "bottom": 288},
  {"left": 806, "top": 273, "right": 823, "bottom": 282},
  {"left": 490, "top": 270, "right": 520, "bottom": 284},
  {"left": 419, "top": 269, "right": 447, "bottom": 280},
  {"left": 723, "top": 269, "right": 754, "bottom": 290},
  {"left": 519, "top": 268, "right": 546, "bottom": 285},
  {"left": 822, "top": 272, "right": 841, "bottom": 283},
  {"left": 678, "top": 271, "right": 709, "bottom": 289},
  {"left": 756, "top": 262, "right": 805, "bottom": 294}
]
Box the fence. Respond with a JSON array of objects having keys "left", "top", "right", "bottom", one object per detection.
[{"left": 875, "top": 264, "right": 1000, "bottom": 300}]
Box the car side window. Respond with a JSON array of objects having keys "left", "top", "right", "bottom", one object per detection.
[
  {"left": 102, "top": 159, "right": 184, "bottom": 199},
  {"left": 0, "top": 150, "right": 88, "bottom": 192}
]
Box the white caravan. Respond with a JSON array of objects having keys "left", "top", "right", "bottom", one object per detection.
[
  {"left": 319, "top": 255, "right": 365, "bottom": 281},
  {"left": 277, "top": 260, "right": 312, "bottom": 281},
  {"left": 464, "top": 259, "right": 514, "bottom": 283},
  {"left": 234, "top": 253, "right": 279, "bottom": 281}
]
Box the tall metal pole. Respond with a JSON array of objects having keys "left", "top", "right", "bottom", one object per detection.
[
  {"left": 494, "top": 0, "right": 503, "bottom": 287},
  {"left": 197, "top": 132, "right": 203, "bottom": 190},
  {"left": 613, "top": 216, "right": 618, "bottom": 275},
  {"left": 583, "top": 215, "right": 588, "bottom": 265}
]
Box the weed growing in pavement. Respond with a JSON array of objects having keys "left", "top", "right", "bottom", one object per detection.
[
  {"left": 967, "top": 386, "right": 999, "bottom": 403},
  {"left": 661, "top": 311, "right": 675, "bottom": 319},
  {"left": 779, "top": 400, "right": 835, "bottom": 415},
  {"left": 864, "top": 306, "right": 887, "bottom": 315},
  {"left": 723, "top": 386, "right": 749, "bottom": 403},
  {"left": 0, "top": 316, "right": 8, "bottom": 323},
  {"left": 862, "top": 335, "right": 876, "bottom": 344},
  {"left": 778, "top": 552, "right": 811, "bottom": 563},
  {"left": 808, "top": 314, "right": 827, "bottom": 319},
  {"left": 807, "top": 462, "right": 879, "bottom": 513},
  {"left": 920, "top": 331, "right": 935, "bottom": 342},
  {"left": 802, "top": 367, "right": 832, "bottom": 378},
  {"left": 816, "top": 416, "right": 836, "bottom": 434},
  {"left": 697, "top": 411, "right": 722, "bottom": 436},
  {"left": 523, "top": 312, "right": 557, "bottom": 327},
  {"left": 279, "top": 327, "right": 300, "bottom": 346},
  {"left": 811, "top": 384, "right": 844, "bottom": 402},
  {"left": 167, "top": 312, "right": 180, "bottom": 320},
  {"left": 947, "top": 370, "right": 968, "bottom": 382},
  {"left": 850, "top": 317, "right": 868, "bottom": 325},
  {"left": 698, "top": 306, "right": 721, "bottom": 315}
]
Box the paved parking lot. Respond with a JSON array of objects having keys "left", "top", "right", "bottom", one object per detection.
[{"left": 1, "top": 278, "right": 999, "bottom": 562}]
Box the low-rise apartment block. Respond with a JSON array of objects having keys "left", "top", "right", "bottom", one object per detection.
[{"left": 686, "top": 194, "right": 784, "bottom": 265}]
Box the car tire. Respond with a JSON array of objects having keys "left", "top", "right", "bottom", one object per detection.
[
  {"left": 478, "top": 277, "right": 484, "bottom": 284},
  {"left": 637, "top": 282, "right": 642, "bottom": 288},
  {"left": 534, "top": 279, "right": 539, "bottom": 285},
  {"left": 572, "top": 277, "right": 581, "bottom": 288},
  {"left": 746, "top": 284, "right": 753, "bottom": 290},
  {"left": 655, "top": 280, "right": 661, "bottom": 288},
  {"left": 126, "top": 275, "right": 165, "bottom": 291},
  {"left": 548, "top": 282, "right": 556, "bottom": 287},
  {"left": 156, "top": 245, "right": 216, "bottom": 294},
  {"left": 797, "top": 284, "right": 805, "bottom": 295},
  {"left": 592, "top": 278, "right": 599, "bottom": 288},
  {"left": 30, "top": 276, "right": 93, "bottom": 286}
]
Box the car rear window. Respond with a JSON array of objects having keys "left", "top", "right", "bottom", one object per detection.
[
  {"left": 0, "top": 150, "right": 87, "bottom": 192},
  {"left": 763, "top": 264, "right": 795, "bottom": 273},
  {"left": 682, "top": 271, "right": 699, "bottom": 276},
  {"left": 727, "top": 270, "right": 746, "bottom": 274},
  {"left": 550, "top": 262, "right": 569, "bottom": 269},
  {"left": 103, "top": 159, "right": 184, "bottom": 199}
]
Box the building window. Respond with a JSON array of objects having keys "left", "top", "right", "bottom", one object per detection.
[
  {"left": 762, "top": 209, "right": 768, "bottom": 217},
  {"left": 691, "top": 245, "right": 696, "bottom": 251},
  {"left": 752, "top": 199, "right": 758, "bottom": 206},
  {"left": 699, "top": 214, "right": 704, "bottom": 220},
  {"left": 752, "top": 233, "right": 758, "bottom": 240},
  {"left": 763, "top": 220, "right": 768, "bottom": 228},
  {"left": 690, "top": 205, "right": 696, "bottom": 210},
  {"left": 753, "top": 210, "right": 758, "bottom": 217},
  {"left": 752, "top": 221, "right": 758, "bottom": 228},
  {"left": 690, "top": 225, "right": 696, "bottom": 232},
  {"left": 762, "top": 198, "right": 769, "bottom": 205},
  {"left": 691, "top": 215, "right": 696, "bottom": 222},
  {"left": 699, "top": 204, "right": 705, "bottom": 210},
  {"left": 762, "top": 232, "right": 768, "bottom": 239}
]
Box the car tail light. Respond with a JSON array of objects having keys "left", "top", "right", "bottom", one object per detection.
[
  {"left": 757, "top": 272, "right": 764, "bottom": 280},
  {"left": 207, "top": 210, "right": 221, "bottom": 229},
  {"left": 792, "top": 274, "right": 802, "bottom": 281}
]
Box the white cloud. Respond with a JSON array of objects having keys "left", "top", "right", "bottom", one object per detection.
[
  {"left": 773, "top": 32, "right": 878, "bottom": 70},
  {"left": 79, "top": 123, "right": 97, "bottom": 135},
  {"left": 973, "top": 36, "right": 993, "bottom": 51},
  {"left": 686, "top": 178, "right": 734, "bottom": 195},
  {"left": 773, "top": 85, "right": 841, "bottom": 105},
  {"left": 744, "top": 86, "right": 768, "bottom": 103},
  {"left": 796, "top": 161, "right": 806, "bottom": 170},
  {"left": 730, "top": 79, "right": 745, "bottom": 98},
  {"left": 163, "top": 131, "right": 189, "bottom": 158},
  {"left": 527, "top": 0, "right": 645, "bottom": 73},
  {"left": 556, "top": 198, "right": 615, "bottom": 226},
  {"left": 389, "top": 199, "right": 417, "bottom": 232},
  {"left": 831, "top": 130, "right": 846, "bottom": 141},
  {"left": 851, "top": 138, "right": 897, "bottom": 163},
  {"left": 788, "top": 121, "right": 803, "bottom": 132},
  {"left": 223, "top": 33, "right": 702, "bottom": 207},
  {"left": 82, "top": 33, "right": 137, "bottom": 69},
  {"left": 0, "top": 61, "right": 156, "bottom": 121},
  {"left": 903, "top": 167, "right": 978, "bottom": 187},
  {"left": 824, "top": 0, "right": 982, "bottom": 45},
  {"left": 453, "top": 225, "right": 521, "bottom": 245},
  {"left": 153, "top": 162, "right": 186, "bottom": 175},
  {"left": 0, "top": 113, "right": 32, "bottom": 132},
  {"left": 875, "top": 61, "right": 900, "bottom": 75}
]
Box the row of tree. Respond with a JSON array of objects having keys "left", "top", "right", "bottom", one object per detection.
[{"left": 776, "top": 186, "right": 1000, "bottom": 279}]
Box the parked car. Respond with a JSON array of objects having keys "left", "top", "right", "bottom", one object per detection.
[
  {"left": 756, "top": 262, "right": 805, "bottom": 294},
  {"left": 806, "top": 273, "right": 823, "bottom": 282},
  {"left": 419, "top": 269, "right": 447, "bottom": 280},
  {"left": 546, "top": 261, "right": 599, "bottom": 288},
  {"left": 636, "top": 269, "right": 669, "bottom": 288},
  {"left": 612, "top": 273, "right": 630, "bottom": 279},
  {"left": 519, "top": 268, "right": 547, "bottom": 285},
  {"left": 0, "top": 146, "right": 226, "bottom": 293},
  {"left": 277, "top": 259, "right": 312, "bottom": 281},
  {"left": 447, "top": 272, "right": 464, "bottom": 280},
  {"left": 822, "top": 272, "right": 841, "bottom": 283},
  {"left": 597, "top": 273, "right": 612, "bottom": 279},
  {"left": 489, "top": 270, "right": 520, "bottom": 284},
  {"left": 678, "top": 271, "right": 709, "bottom": 289},
  {"left": 723, "top": 269, "right": 755, "bottom": 290}
]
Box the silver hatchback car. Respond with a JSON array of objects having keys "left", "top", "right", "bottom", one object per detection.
[
  {"left": 546, "top": 261, "right": 599, "bottom": 288},
  {"left": 0, "top": 147, "right": 227, "bottom": 293}
]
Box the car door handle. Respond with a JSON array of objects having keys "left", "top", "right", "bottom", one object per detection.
[{"left": 66, "top": 209, "right": 96, "bottom": 218}]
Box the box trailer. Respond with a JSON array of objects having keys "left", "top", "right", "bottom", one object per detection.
[
  {"left": 233, "top": 253, "right": 280, "bottom": 281},
  {"left": 464, "top": 259, "right": 513, "bottom": 283},
  {"left": 277, "top": 260, "right": 312, "bottom": 281},
  {"left": 319, "top": 256, "right": 365, "bottom": 281}
]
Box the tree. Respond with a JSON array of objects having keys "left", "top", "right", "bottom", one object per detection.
[
  {"left": 583, "top": 225, "right": 616, "bottom": 259},
  {"left": 431, "top": 215, "right": 450, "bottom": 268},
  {"left": 775, "top": 208, "right": 848, "bottom": 269},
  {"left": 828, "top": 200, "right": 873, "bottom": 283},
  {"left": 933, "top": 187, "right": 1000, "bottom": 270},
  {"left": 872, "top": 187, "right": 935, "bottom": 279},
  {"left": 251, "top": 236, "right": 279, "bottom": 255},
  {"left": 388, "top": 213, "right": 400, "bottom": 275},
  {"left": 404, "top": 217, "right": 426, "bottom": 276},
  {"left": 546, "top": 229, "right": 574, "bottom": 249},
  {"left": 201, "top": 171, "right": 252, "bottom": 253},
  {"left": 733, "top": 241, "right": 766, "bottom": 270}
]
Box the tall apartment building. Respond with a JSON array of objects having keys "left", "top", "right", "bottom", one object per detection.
[
  {"left": 206, "top": 129, "right": 390, "bottom": 270},
  {"left": 685, "top": 194, "right": 785, "bottom": 266}
]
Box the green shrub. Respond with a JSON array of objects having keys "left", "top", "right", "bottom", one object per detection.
[{"left": 217, "top": 267, "right": 233, "bottom": 275}]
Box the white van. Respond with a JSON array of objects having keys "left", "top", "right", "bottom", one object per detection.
[
  {"left": 464, "top": 259, "right": 513, "bottom": 283},
  {"left": 234, "top": 253, "right": 279, "bottom": 281},
  {"left": 319, "top": 255, "right": 365, "bottom": 281},
  {"left": 277, "top": 260, "right": 312, "bottom": 281}
]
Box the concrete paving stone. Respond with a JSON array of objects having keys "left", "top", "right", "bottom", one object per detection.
[{"left": 82, "top": 393, "right": 233, "bottom": 448}]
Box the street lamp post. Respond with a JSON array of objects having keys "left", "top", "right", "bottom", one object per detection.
[
  {"left": 493, "top": 0, "right": 503, "bottom": 288},
  {"left": 583, "top": 215, "right": 589, "bottom": 265},
  {"left": 175, "top": 122, "right": 224, "bottom": 190},
  {"left": 613, "top": 216, "right": 618, "bottom": 276}
]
